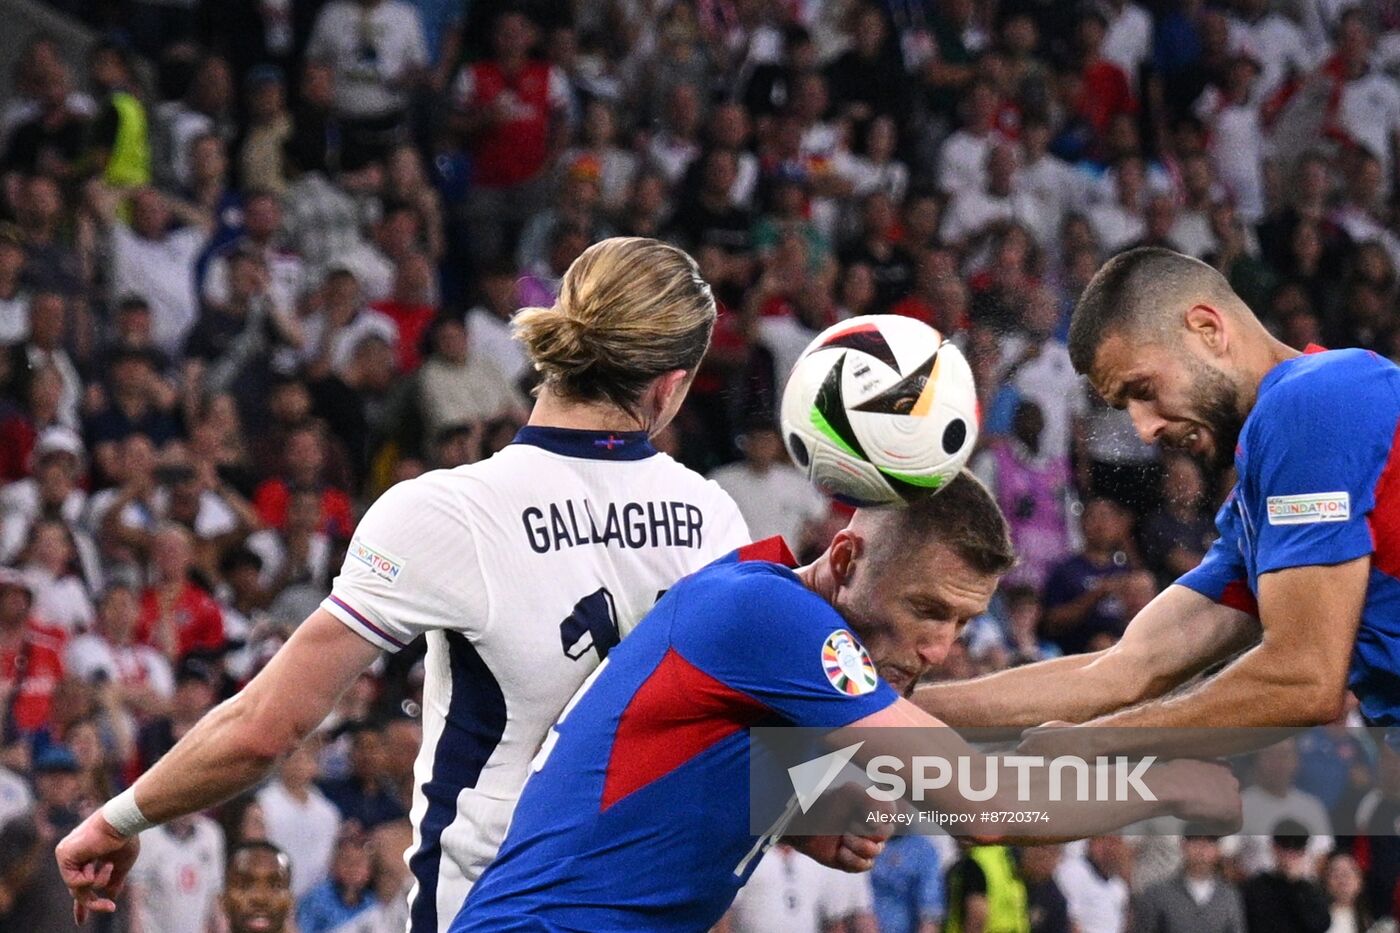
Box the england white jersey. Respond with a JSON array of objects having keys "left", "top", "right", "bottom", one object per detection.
[{"left": 321, "top": 426, "right": 749, "bottom": 932}]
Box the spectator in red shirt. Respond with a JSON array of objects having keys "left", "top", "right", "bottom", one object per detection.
[
  {"left": 252, "top": 422, "right": 354, "bottom": 540},
  {"left": 134, "top": 524, "right": 225, "bottom": 662},
  {"left": 453, "top": 9, "right": 572, "bottom": 267},
  {"left": 0, "top": 567, "right": 65, "bottom": 738},
  {"left": 369, "top": 251, "right": 437, "bottom": 374},
  {"left": 1075, "top": 8, "right": 1137, "bottom": 142}
]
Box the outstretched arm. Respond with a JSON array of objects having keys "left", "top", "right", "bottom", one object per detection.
[
  {"left": 1023, "top": 558, "right": 1366, "bottom": 759},
  {"left": 915, "top": 584, "right": 1259, "bottom": 729},
  {"left": 56, "top": 610, "right": 381, "bottom": 920}
]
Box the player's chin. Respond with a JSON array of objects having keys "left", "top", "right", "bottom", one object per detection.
[{"left": 878, "top": 665, "right": 917, "bottom": 696}]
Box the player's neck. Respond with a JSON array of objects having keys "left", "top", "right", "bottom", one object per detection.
[
  {"left": 527, "top": 391, "right": 651, "bottom": 435},
  {"left": 794, "top": 557, "right": 836, "bottom": 604},
  {"left": 1241, "top": 333, "right": 1304, "bottom": 406}
]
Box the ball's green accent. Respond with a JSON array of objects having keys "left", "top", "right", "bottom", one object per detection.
[
  {"left": 811, "top": 352, "right": 870, "bottom": 461},
  {"left": 810, "top": 405, "right": 858, "bottom": 458},
  {"left": 878, "top": 469, "right": 945, "bottom": 489}
]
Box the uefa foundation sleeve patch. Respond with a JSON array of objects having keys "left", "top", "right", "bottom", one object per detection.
[
  {"left": 1266, "top": 492, "right": 1350, "bottom": 525},
  {"left": 822, "top": 630, "right": 879, "bottom": 696},
  {"left": 350, "top": 538, "right": 407, "bottom": 583}
]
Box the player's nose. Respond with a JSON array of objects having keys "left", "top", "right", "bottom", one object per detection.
[{"left": 1126, "top": 399, "right": 1168, "bottom": 445}]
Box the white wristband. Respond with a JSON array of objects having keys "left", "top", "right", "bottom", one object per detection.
[{"left": 102, "top": 788, "right": 155, "bottom": 837}]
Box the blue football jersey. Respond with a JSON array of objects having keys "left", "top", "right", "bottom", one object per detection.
[
  {"left": 450, "top": 538, "right": 899, "bottom": 932},
  {"left": 1179, "top": 347, "right": 1400, "bottom": 724}
]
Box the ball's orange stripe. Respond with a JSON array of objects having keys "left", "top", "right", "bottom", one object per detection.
[{"left": 910, "top": 351, "right": 942, "bottom": 418}]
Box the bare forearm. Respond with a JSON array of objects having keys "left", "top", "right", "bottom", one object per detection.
[
  {"left": 914, "top": 652, "right": 1104, "bottom": 728},
  {"left": 128, "top": 695, "right": 292, "bottom": 823},
  {"left": 1070, "top": 645, "right": 1335, "bottom": 758}
]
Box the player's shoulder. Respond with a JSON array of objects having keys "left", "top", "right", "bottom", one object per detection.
[
  {"left": 671, "top": 541, "right": 828, "bottom": 628},
  {"left": 1254, "top": 348, "right": 1400, "bottom": 424}
]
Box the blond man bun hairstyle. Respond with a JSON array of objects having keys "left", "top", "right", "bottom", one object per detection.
[{"left": 513, "top": 237, "right": 716, "bottom": 413}]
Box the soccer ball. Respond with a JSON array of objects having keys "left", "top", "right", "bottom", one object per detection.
[{"left": 780, "top": 315, "right": 978, "bottom": 507}]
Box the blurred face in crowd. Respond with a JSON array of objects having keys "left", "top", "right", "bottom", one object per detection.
[
  {"left": 324, "top": 271, "right": 362, "bottom": 318},
  {"left": 229, "top": 254, "right": 267, "bottom": 305},
  {"left": 189, "top": 134, "right": 228, "bottom": 185},
  {"left": 269, "top": 381, "right": 311, "bottom": 425},
  {"left": 28, "top": 291, "right": 66, "bottom": 348},
  {"left": 111, "top": 355, "right": 156, "bottom": 400},
  {"left": 582, "top": 101, "right": 616, "bottom": 147},
  {"left": 21, "top": 176, "right": 63, "bottom": 228},
  {"left": 244, "top": 195, "right": 281, "bottom": 242},
  {"left": 964, "top": 82, "right": 998, "bottom": 132},
  {"left": 708, "top": 102, "right": 749, "bottom": 150},
  {"left": 0, "top": 582, "right": 31, "bottom": 627},
  {"left": 131, "top": 189, "right": 171, "bottom": 240},
  {"left": 223, "top": 847, "right": 293, "bottom": 933},
  {"left": 331, "top": 838, "right": 373, "bottom": 894},
  {"left": 152, "top": 526, "right": 194, "bottom": 584},
  {"left": 1115, "top": 158, "right": 1146, "bottom": 209},
  {"left": 120, "top": 433, "right": 157, "bottom": 486},
  {"left": 116, "top": 301, "right": 153, "bottom": 345},
  {"left": 793, "top": 73, "right": 828, "bottom": 123},
  {"left": 1081, "top": 498, "right": 1130, "bottom": 553},
  {"left": 862, "top": 193, "right": 895, "bottom": 239},
  {"left": 247, "top": 79, "right": 285, "bottom": 123},
  {"left": 28, "top": 520, "right": 73, "bottom": 573},
  {"left": 1337, "top": 13, "right": 1371, "bottom": 70},
  {"left": 350, "top": 729, "right": 389, "bottom": 782},
  {"left": 36, "top": 454, "right": 78, "bottom": 506},
  {"left": 285, "top": 428, "right": 325, "bottom": 484},
  {"left": 98, "top": 585, "right": 140, "bottom": 643},
  {"left": 493, "top": 12, "right": 534, "bottom": 62},
  {"left": 301, "top": 62, "right": 335, "bottom": 108},
  {"left": 702, "top": 150, "right": 738, "bottom": 197},
  {"left": 1324, "top": 853, "right": 1363, "bottom": 905},
  {"left": 1254, "top": 740, "right": 1300, "bottom": 795},
  {"left": 434, "top": 319, "right": 469, "bottom": 365},
  {"left": 28, "top": 364, "right": 63, "bottom": 419},
  {"left": 36, "top": 764, "right": 81, "bottom": 809},
  {"left": 174, "top": 673, "right": 216, "bottom": 719},
  {"left": 1181, "top": 836, "right": 1221, "bottom": 876},
  {"left": 1018, "top": 844, "right": 1061, "bottom": 882},
  {"left": 840, "top": 262, "right": 876, "bottom": 311},
  {"left": 1002, "top": 14, "right": 1037, "bottom": 56},
  {"left": 1022, "top": 286, "right": 1060, "bottom": 338},
  {"left": 854, "top": 7, "right": 886, "bottom": 56},
  {"left": 0, "top": 241, "right": 24, "bottom": 280},
  {"left": 191, "top": 56, "right": 233, "bottom": 114},
  {"left": 667, "top": 83, "right": 701, "bottom": 136},
  {"left": 435, "top": 425, "right": 478, "bottom": 468}
]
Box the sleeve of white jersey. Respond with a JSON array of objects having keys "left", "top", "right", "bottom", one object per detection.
[{"left": 321, "top": 475, "right": 489, "bottom": 652}]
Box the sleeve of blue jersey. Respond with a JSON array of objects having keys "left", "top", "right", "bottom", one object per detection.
[
  {"left": 1177, "top": 497, "right": 1247, "bottom": 602},
  {"left": 675, "top": 565, "right": 899, "bottom": 728},
  {"left": 1248, "top": 365, "right": 1393, "bottom": 576}
]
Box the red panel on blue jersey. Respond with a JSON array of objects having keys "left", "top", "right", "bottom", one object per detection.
[
  {"left": 737, "top": 536, "right": 798, "bottom": 567},
  {"left": 601, "top": 648, "right": 772, "bottom": 810},
  {"left": 1219, "top": 579, "right": 1259, "bottom": 617},
  {"left": 1368, "top": 420, "right": 1400, "bottom": 579}
]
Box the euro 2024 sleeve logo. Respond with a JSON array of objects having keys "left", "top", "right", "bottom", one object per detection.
[{"left": 822, "top": 630, "right": 879, "bottom": 696}]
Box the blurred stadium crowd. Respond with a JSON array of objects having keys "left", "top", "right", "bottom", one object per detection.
[{"left": 1, "top": 0, "right": 1400, "bottom": 929}]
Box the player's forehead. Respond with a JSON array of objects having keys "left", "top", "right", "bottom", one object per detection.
[
  {"left": 896, "top": 542, "right": 998, "bottom": 616},
  {"left": 1089, "top": 332, "right": 1169, "bottom": 406}
]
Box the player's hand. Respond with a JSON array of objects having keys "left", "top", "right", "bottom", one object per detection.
[
  {"left": 787, "top": 831, "right": 889, "bottom": 873},
  {"left": 56, "top": 809, "right": 141, "bottom": 923},
  {"left": 1159, "top": 759, "right": 1242, "bottom": 833}
]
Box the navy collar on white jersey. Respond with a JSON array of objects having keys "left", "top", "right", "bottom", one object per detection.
[{"left": 511, "top": 425, "right": 657, "bottom": 461}]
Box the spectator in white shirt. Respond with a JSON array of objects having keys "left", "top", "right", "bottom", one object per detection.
[
  {"left": 306, "top": 0, "right": 427, "bottom": 140},
  {"left": 708, "top": 421, "right": 829, "bottom": 550},
  {"left": 201, "top": 191, "right": 303, "bottom": 317},
  {"left": 1017, "top": 118, "right": 1085, "bottom": 254},
  {"left": 464, "top": 259, "right": 530, "bottom": 386},
  {"left": 1088, "top": 155, "right": 1149, "bottom": 252},
  {"left": 938, "top": 79, "right": 1009, "bottom": 196},
  {"left": 723, "top": 841, "right": 877, "bottom": 933},
  {"left": 127, "top": 814, "right": 227, "bottom": 933},
  {"left": 1227, "top": 738, "right": 1334, "bottom": 877},
  {"left": 64, "top": 580, "right": 174, "bottom": 719},
  {"left": 257, "top": 737, "right": 342, "bottom": 899},
  {"left": 647, "top": 82, "right": 703, "bottom": 185},
  {"left": 1332, "top": 11, "right": 1400, "bottom": 192},
  {"left": 1101, "top": 0, "right": 1154, "bottom": 82},
  {"left": 941, "top": 143, "right": 1037, "bottom": 247},
  {"left": 1055, "top": 836, "right": 1131, "bottom": 933},
  {"left": 1229, "top": 0, "right": 1314, "bottom": 101},
  {"left": 1171, "top": 152, "right": 1222, "bottom": 258},
  {"left": 19, "top": 518, "right": 94, "bottom": 635},
  {"left": 415, "top": 316, "right": 523, "bottom": 440},
  {"left": 103, "top": 186, "right": 212, "bottom": 356}
]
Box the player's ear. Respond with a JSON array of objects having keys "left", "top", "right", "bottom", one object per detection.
[
  {"left": 828, "top": 529, "right": 861, "bottom": 587},
  {"left": 645, "top": 368, "right": 690, "bottom": 419},
  {"left": 1184, "top": 304, "right": 1227, "bottom": 355}
]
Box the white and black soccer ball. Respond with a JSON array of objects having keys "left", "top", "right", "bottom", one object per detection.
[{"left": 780, "top": 315, "right": 978, "bottom": 507}]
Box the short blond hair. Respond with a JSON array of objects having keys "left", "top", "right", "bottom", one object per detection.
[{"left": 513, "top": 237, "right": 715, "bottom": 412}]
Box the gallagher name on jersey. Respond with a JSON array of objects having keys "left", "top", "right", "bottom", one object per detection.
[{"left": 522, "top": 499, "right": 707, "bottom": 553}]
